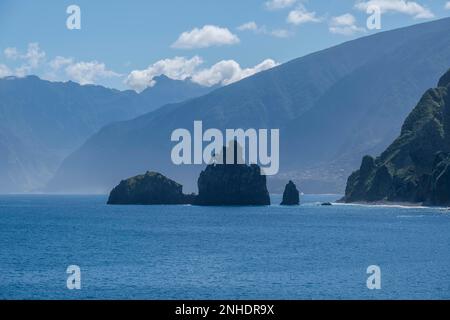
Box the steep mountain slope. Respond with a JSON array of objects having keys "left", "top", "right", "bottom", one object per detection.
[
  {"left": 0, "top": 75, "right": 212, "bottom": 192},
  {"left": 281, "top": 19, "right": 450, "bottom": 191},
  {"left": 342, "top": 69, "right": 450, "bottom": 205},
  {"left": 48, "top": 18, "right": 450, "bottom": 194},
  {"left": 139, "top": 75, "right": 216, "bottom": 108}
]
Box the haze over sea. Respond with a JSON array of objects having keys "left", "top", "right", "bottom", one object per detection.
[{"left": 0, "top": 194, "right": 449, "bottom": 300}]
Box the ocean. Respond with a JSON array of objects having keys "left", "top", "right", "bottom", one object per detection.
[{"left": 0, "top": 194, "right": 449, "bottom": 300}]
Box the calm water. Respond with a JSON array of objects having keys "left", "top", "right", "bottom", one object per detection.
[{"left": 0, "top": 194, "right": 449, "bottom": 300}]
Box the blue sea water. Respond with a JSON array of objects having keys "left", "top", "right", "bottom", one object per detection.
[{"left": 0, "top": 194, "right": 449, "bottom": 300}]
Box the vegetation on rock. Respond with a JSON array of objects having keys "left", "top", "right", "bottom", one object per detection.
[{"left": 343, "top": 69, "right": 450, "bottom": 206}]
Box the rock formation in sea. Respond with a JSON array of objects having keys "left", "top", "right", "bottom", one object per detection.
[
  {"left": 280, "top": 181, "right": 300, "bottom": 205},
  {"left": 108, "top": 141, "right": 272, "bottom": 206},
  {"left": 342, "top": 69, "right": 450, "bottom": 206},
  {"left": 107, "top": 171, "right": 194, "bottom": 205},
  {"left": 195, "top": 141, "right": 271, "bottom": 206}
]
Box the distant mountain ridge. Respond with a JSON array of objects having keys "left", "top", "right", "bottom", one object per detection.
[
  {"left": 46, "top": 18, "right": 450, "bottom": 194},
  {"left": 139, "top": 75, "right": 217, "bottom": 109},
  {"left": 0, "top": 75, "right": 213, "bottom": 192}
]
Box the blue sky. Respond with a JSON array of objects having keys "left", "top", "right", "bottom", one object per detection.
[{"left": 0, "top": 0, "right": 449, "bottom": 91}]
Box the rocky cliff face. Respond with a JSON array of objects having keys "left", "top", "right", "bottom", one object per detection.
[
  {"left": 107, "top": 171, "right": 194, "bottom": 205},
  {"left": 281, "top": 181, "right": 300, "bottom": 205},
  {"left": 342, "top": 69, "right": 450, "bottom": 206},
  {"left": 195, "top": 164, "right": 270, "bottom": 206},
  {"left": 195, "top": 141, "right": 270, "bottom": 206}
]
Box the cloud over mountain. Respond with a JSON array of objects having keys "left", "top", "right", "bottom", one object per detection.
[
  {"left": 125, "top": 56, "right": 204, "bottom": 92},
  {"left": 125, "top": 57, "right": 279, "bottom": 91},
  {"left": 1, "top": 43, "right": 120, "bottom": 86},
  {"left": 64, "top": 61, "right": 121, "bottom": 85},
  {"left": 191, "top": 58, "right": 279, "bottom": 87},
  {"left": 0, "top": 64, "right": 12, "bottom": 77},
  {"left": 3, "top": 43, "right": 46, "bottom": 77}
]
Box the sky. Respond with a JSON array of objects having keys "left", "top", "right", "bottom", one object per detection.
[{"left": 0, "top": 0, "right": 449, "bottom": 91}]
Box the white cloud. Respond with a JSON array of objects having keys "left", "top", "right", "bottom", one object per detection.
[
  {"left": 0, "top": 64, "right": 13, "bottom": 78},
  {"left": 270, "top": 29, "right": 291, "bottom": 38},
  {"left": 191, "top": 58, "right": 279, "bottom": 87},
  {"left": 125, "top": 57, "right": 279, "bottom": 91},
  {"left": 331, "top": 13, "right": 357, "bottom": 27},
  {"left": 65, "top": 61, "right": 120, "bottom": 85},
  {"left": 14, "top": 65, "right": 32, "bottom": 78},
  {"left": 23, "top": 43, "right": 46, "bottom": 68},
  {"left": 4, "top": 47, "right": 19, "bottom": 60},
  {"left": 237, "top": 21, "right": 291, "bottom": 38},
  {"left": 265, "top": 0, "right": 297, "bottom": 10},
  {"left": 45, "top": 55, "right": 119, "bottom": 85},
  {"left": 1, "top": 43, "right": 121, "bottom": 86},
  {"left": 49, "top": 56, "right": 74, "bottom": 70},
  {"left": 237, "top": 21, "right": 259, "bottom": 31},
  {"left": 125, "top": 56, "right": 204, "bottom": 92},
  {"left": 445, "top": 2, "right": 450, "bottom": 10},
  {"left": 3, "top": 43, "right": 46, "bottom": 76},
  {"left": 3, "top": 42, "right": 277, "bottom": 90},
  {"left": 355, "top": 0, "right": 434, "bottom": 19},
  {"left": 329, "top": 13, "right": 366, "bottom": 35},
  {"left": 172, "top": 25, "right": 240, "bottom": 49},
  {"left": 287, "top": 5, "right": 321, "bottom": 25}
]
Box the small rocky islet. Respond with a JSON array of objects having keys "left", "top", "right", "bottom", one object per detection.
[
  {"left": 108, "top": 169, "right": 302, "bottom": 206},
  {"left": 107, "top": 171, "right": 195, "bottom": 205},
  {"left": 108, "top": 142, "right": 301, "bottom": 206},
  {"left": 280, "top": 181, "right": 300, "bottom": 206}
]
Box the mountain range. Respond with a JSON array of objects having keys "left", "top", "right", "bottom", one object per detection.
[
  {"left": 2, "top": 18, "right": 450, "bottom": 194},
  {"left": 0, "top": 75, "right": 213, "bottom": 192},
  {"left": 45, "top": 18, "right": 450, "bottom": 194}
]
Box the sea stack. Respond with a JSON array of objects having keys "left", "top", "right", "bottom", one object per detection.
[
  {"left": 280, "top": 181, "right": 300, "bottom": 205},
  {"left": 107, "top": 171, "right": 194, "bottom": 205},
  {"left": 195, "top": 141, "right": 270, "bottom": 206}
]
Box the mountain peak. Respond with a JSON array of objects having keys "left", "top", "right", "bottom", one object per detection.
[
  {"left": 138, "top": 74, "right": 213, "bottom": 104},
  {"left": 25, "top": 75, "right": 41, "bottom": 81},
  {"left": 153, "top": 74, "right": 173, "bottom": 82},
  {"left": 140, "top": 75, "right": 189, "bottom": 94},
  {"left": 438, "top": 68, "right": 450, "bottom": 88}
]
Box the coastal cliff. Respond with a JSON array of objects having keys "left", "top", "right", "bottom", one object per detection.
[{"left": 342, "top": 69, "right": 450, "bottom": 206}]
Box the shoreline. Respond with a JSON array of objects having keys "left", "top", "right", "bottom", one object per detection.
[{"left": 336, "top": 200, "right": 449, "bottom": 210}]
